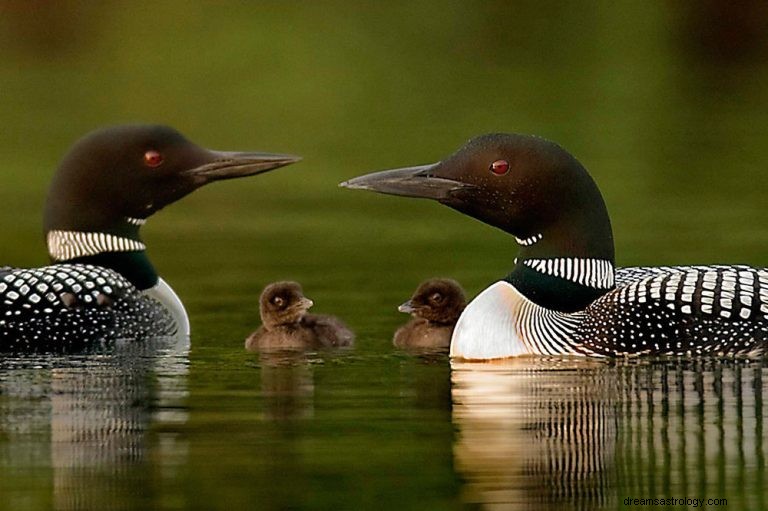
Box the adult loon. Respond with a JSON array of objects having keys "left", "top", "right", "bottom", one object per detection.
[
  {"left": 1, "top": 125, "right": 299, "bottom": 350},
  {"left": 341, "top": 133, "right": 768, "bottom": 359}
]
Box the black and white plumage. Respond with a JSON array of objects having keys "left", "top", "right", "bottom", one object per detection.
[
  {"left": 1, "top": 264, "right": 174, "bottom": 350},
  {"left": 1, "top": 125, "right": 300, "bottom": 350},
  {"left": 342, "top": 133, "right": 768, "bottom": 359},
  {"left": 579, "top": 265, "right": 768, "bottom": 356},
  {"left": 452, "top": 265, "right": 768, "bottom": 359}
]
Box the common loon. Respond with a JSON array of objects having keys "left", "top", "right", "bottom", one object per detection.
[
  {"left": 342, "top": 133, "right": 768, "bottom": 359},
  {"left": 245, "top": 281, "right": 355, "bottom": 351},
  {"left": 393, "top": 278, "right": 465, "bottom": 350},
  {"left": 1, "top": 125, "right": 300, "bottom": 350}
]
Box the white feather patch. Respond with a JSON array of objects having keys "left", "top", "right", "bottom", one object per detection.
[
  {"left": 450, "top": 281, "right": 534, "bottom": 359},
  {"left": 143, "top": 278, "right": 190, "bottom": 336}
]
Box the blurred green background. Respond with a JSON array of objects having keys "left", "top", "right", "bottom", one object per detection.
[{"left": 2, "top": 2, "right": 768, "bottom": 510}]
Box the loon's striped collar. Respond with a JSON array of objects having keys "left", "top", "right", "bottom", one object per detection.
[
  {"left": 47, "top": 230, "right": 146, "bottom": 262},
  {"left": 521, "top": 257, "right": 615, "bottom": 289}
]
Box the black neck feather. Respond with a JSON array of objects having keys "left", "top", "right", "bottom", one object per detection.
[
  {"left": 67, "top": 251, "right": 158, "bottom": 291},
  {"left": 505, "top": 220, "right": 616, "bottom": 312},
  {"left": 505, "top": 264, "right": 609, "bottom": 312}
]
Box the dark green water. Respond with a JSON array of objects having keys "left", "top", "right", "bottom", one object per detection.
[
  {"left": 1, "top": 2, "right": 768, "bottom": 510},
  {"left": 1, "top": 351, "right": 765, "bottom": 510}
]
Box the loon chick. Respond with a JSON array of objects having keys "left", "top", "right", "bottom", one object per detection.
[
  {"left": 342, "top": 133, "right": 768, "bottom": 359},
  {"left": 393, "top": 278, "right": 465, "bottom": 350},
  {"left": 1, "top": 125, "right": 300, "bottom": 350},
  {"left": 245, "top": 281, "right": 354, "bottom": 351}
]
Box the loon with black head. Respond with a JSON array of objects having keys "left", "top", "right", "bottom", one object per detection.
[
  {"left": 1, "top": 125, "right": 300, "bottom": 350},
  {"left": 342, "top": 133, "right": 768, "bottom": 359}
]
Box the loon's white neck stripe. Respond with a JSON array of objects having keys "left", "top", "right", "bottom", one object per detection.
[
  {"left": 47, "top": 230, "right": 146, "bottom": 262},
  {"left": 126, "top": 217, "right": 146, "bottom": 226},
  {"left": 523, "top": 257, "right": 615, "bottom": 289},
  {"left": 515, "top": 233, "right": 543, "bottom": 246}
]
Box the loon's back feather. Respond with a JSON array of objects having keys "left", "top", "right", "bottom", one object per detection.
[
  {"left": 0, "top": 264, "right": 175, "bottom": 351},
  {"left": 577, "top": 265, "right": 768, "bottom": 356}
]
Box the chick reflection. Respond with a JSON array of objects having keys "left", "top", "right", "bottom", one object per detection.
[
  {"left": 245, "top": 282, "right": 354, "bottom": 352},
  {"left": 393, "top": 279, "right": 465, "bottom": 352},
  {"left": 257, "top": 350, "right": 315, "bottom": 421},
  {"left": 451, "top": 359, "right": 615, "bottom": 510}
]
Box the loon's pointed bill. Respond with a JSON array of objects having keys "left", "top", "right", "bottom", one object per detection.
[
  {"left": 184, "top": 151, "right": 301, "bottom": 183},
  {"left": 340, "top": 163, "right": 474, "bottom": 201},
  {"left": 342, "top": 133, "right": 768, "bottom": 359}
]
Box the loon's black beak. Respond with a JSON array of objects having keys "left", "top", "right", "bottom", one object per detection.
[
  {"left": 340, "top": 163, "right": 472, "bottom": 201},
  {"left": 184, "top": 150, "right": 302, "bottom": 183}
]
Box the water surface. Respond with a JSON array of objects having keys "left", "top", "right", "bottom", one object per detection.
[{"left": 2, "top": 346, "right": 765, "bottom": 510}]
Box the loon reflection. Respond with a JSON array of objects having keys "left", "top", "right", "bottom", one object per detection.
[
  {"left": 613, "top": 360, "right": 766, "bottom": 508},
  {"left": 452, "top": 359, "right": 615, "bottom": 510},
  {"left": 0, "top": 338, "right": 189, "bottom": 510},
  {"left": 451, "top": 359, "right": 767, "bottom": 510}
]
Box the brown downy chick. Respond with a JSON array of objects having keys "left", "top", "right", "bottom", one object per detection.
[
  {"left": 245, "top": 281, "right": 354, "bottom": 351},
  {"left": 393, "top": 278, "right": 466, "bottom": 350}
]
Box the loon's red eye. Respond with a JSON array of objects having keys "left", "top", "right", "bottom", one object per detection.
[
  {"left": 144, "top": 150, "right": 164, "bottom": 168},
  {"left": 490, "top": 159, "right": 509, "bottom": 175}
]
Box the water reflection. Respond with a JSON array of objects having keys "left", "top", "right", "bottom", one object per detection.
[
  {"left": 257, "top": 350, "right": 315, "bottom": 421},
  {"left": 451, "top": 358, "right": 768, "bottom": 510},
  {"left": 614, "top": 360, "right": 767, "bottom": 510},
  {"left": 0, "top": 337, "right": 189, "bottom": 510},
  {"left": 452, "top": 359, "right": 615, "bottom": 510}
]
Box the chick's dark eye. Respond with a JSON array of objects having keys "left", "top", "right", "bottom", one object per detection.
[
  {"left": 144, "top": 150, "right": 164, "bottom": 168},
  {"left": 490, "top": 159, "right": 509, "bottom": 175},
  {"left": 430, "top": 293, "right": 443, "bottom": 303},
  {"left": 272, "top": 296, "right": 284, "bottom": 307}
]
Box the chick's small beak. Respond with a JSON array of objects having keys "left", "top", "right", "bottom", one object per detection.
[
  {"left": 398, "top": 300, "right": 417, "bottom": 314},
  {"left": 299, "top": 297, "right": 314, "bottom": 310}
]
